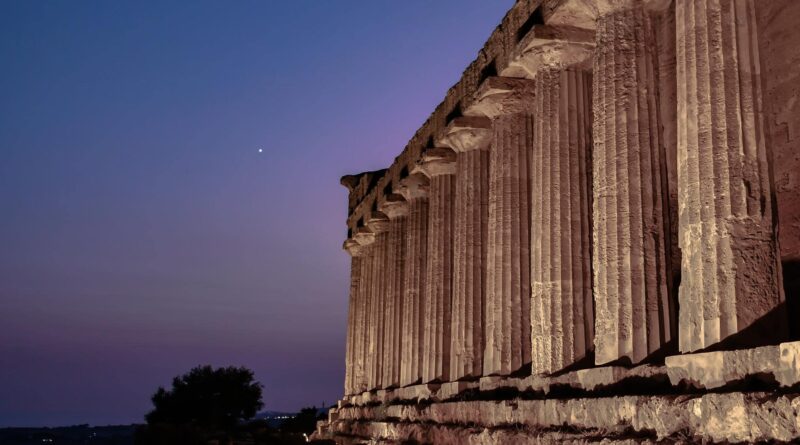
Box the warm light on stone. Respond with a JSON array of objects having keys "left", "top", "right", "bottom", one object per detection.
[{"left": 320, "top": 0, "right": 800, "bottom": 442}]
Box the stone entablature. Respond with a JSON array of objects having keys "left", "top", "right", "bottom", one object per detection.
[
  {"left": 325, "top": 0, "right": 800, "bottom": 442},
  {"left": 343, "top": 0, "right": 545, "bottom": 234}
]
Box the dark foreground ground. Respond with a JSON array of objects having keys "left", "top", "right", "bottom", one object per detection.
[
  {"left": 0, "top": 425, "right": 319, "bottom": 445},
  {"left": 0, "top": 425, "right": 137, "bottom": 445},
  {"left": 0, "top": 410, "right": 330, "bottom": 445}
]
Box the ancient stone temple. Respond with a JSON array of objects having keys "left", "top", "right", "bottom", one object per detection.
[{"left": 316, "top": 0, "right": 800, "bottom": 443}]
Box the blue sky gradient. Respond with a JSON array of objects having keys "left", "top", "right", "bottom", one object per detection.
[{"left": 0, "top": 0, "right": 515, "bottom": 426}]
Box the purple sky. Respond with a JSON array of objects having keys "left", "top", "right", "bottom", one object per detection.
[{"left": 0, "top": 0, "right": 515, "bottom": 426}]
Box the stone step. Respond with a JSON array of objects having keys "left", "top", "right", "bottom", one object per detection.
[
  {"left": 328, "top": 390, "right": 800, "bottom": 443},
  {"left": 342, "top": 341, "right": 800, "bottom": 407}
]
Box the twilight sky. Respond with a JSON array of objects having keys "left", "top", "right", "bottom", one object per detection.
[{"left": 0, "top": 0, "right": 515, "bottom": 427}]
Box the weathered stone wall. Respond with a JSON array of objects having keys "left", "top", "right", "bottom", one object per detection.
[{"left": 328, "top": 0, "right": 800, "bottom": 442}]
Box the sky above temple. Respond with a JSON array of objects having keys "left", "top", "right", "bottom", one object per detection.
[{"left": 0, "top": 0, "right": 515, "bottom": 427}]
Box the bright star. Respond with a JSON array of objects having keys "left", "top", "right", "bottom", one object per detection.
[{"left": 258, "top": 148, "right": 263, "bottom": 153}]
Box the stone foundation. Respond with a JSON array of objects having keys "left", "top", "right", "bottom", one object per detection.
[
  {"left": 324, "top": 391, "right": 800, "bottom": 444},
  {"left": 318, "top": 342, "right": 800, "bottom": 443}
]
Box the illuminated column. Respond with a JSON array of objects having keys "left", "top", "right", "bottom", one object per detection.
[
  {"left": 509, "top": 30, "right": 598, "bottom": 374},
  {"left": 396, "top": 173, "right": 429, "bottom": 386},
  {"left": 438, "top": 117, "right": 491, "bottom": 381},
  {"left": 415, "top": 148, "right": 457, "bottom": 383},
  {"left": 592, "top": 2, "right": 674, "bottom": 365},
  {"left": 343, "top": 239, "right": 367, "bottom": 395},
  {"left": 378, "top": 195, "right": 408, "bottom": 388},
  {"left": 676, "top": 0, "right": 786, "bottom": 351},
  {"left": 365, "top": 212, "right": 390, "bottom": 389},
  {"left": 468, "top": 77, "right": 535, "bottom": 376},
  {"left": 531, "top": 70, "right": 594, "bottom": 374},
  {"left": 352, "top": 227, "right": 376, "bottom": 393}
]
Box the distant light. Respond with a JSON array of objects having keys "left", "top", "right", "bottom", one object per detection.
[{"left": 258, "top": 148, "right": 263, "bottom": 153}]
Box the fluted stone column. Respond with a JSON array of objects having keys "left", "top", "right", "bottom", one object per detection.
[
  {"left": 530, "top": 67, "right": 595, "bottom": 374},
  {"left": 592, "top": 3, "right": 675, "bottom": 365},
  {"left": 509, "top": 32, "right": 598, "bottom": 375},
  {"left": 676, "top": 0, "right": 786, "bottom": 352},
  {"left": 343, "top": 239, "right": 367, "bottom": 395},
  {"left": 352, "top": 228, "right": 376, "bottom": 393},
  {"left": 378, "top": 195, "right": 408, "bottom": 388},
  {"left": 439, "top": 117, "right": 491, "bottom": 381},
  {"left": 365, "top": 213, "right": 390, "bottom": 389},
  {"left": 655, "top": 2, "right": 682, "bottom": 301},
  {"left": 396, "top": 173, "right": 429, "bottom": 386},
  {"left": 414, "top": 148, "right": 457, "bottom": 383},
  {"left": 468, "top": 77, "right": 535, "bottom": 376}
]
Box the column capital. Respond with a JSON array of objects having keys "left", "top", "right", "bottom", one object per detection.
[
  {"left": 412, "top": 148, "right": 457, "bottom": 177},
  {"left": 507, "top": 26, "right": 595, "bottom": 78},
  {"left": 465, "top": 76, "right": 536, "bottom": 120},
  {"left": 352, "top": 227, "right": 375, "bottom": 246},
  {"left": 378, "top": 194, "right": 409, "bottom": 219},
  {"left": 365, "top": 211, "right": 390, "bottom": 233},
  {"left": 437, "top": 116, "right": 492, "bottom": 153},
  {"left": 396, "top": 172, "right": 430, "bottom": 201},
  {"left": 594, "top": 0, "right": 671, "bottom": 16},
  {"left": 343, "top": 238, "right": 368, "bottom": 257},
  {"left": 544, "top": 0, "right": 672, "bottom": 29}
]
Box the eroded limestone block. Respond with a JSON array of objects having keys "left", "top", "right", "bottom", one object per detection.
[
  {"left": 394, "top": 382, "right": 440, "bottom": 403},
  {"left": 437, "top": 380, "right": 480, "bottom": 400},
  {"left": 665, "top": 341, "right": 800, "bottom": 389}
]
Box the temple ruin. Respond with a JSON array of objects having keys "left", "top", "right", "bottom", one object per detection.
[{"left": 314, "top": 0, "right": 800, "bottom": 442}]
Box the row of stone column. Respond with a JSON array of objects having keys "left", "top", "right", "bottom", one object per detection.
[{"left": 342, "top": 0, "right": 785, "bottom": 395}]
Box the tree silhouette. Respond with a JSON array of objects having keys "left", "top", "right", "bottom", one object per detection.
[{"left": 145, "top": 365, "right": 263, "bottom": 429}]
